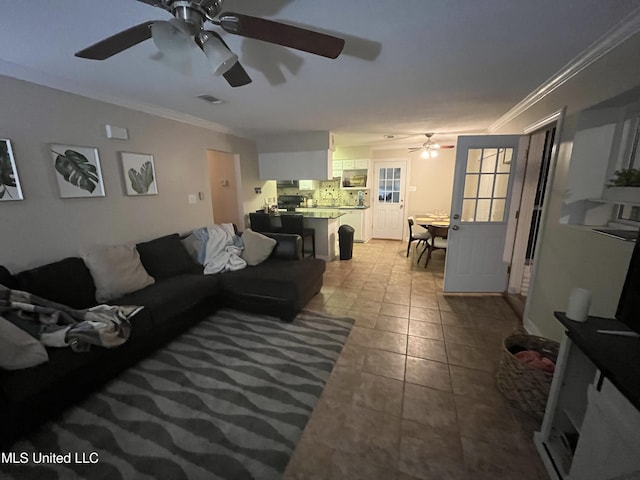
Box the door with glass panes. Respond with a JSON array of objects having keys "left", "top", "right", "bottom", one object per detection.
[
  {"left": 444, "top": 136, "right": 523, "bottom": 292},
  {"left": 372, "top": 160, "right": 407, "bottom": 240}
]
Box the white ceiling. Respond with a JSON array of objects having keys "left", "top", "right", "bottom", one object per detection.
[{"left": 1, "top": 0, "right": 639, "bottom": 148}]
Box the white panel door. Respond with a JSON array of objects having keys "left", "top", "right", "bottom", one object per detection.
[
  {"left": 444, "top": 136, "right": 523, "bottom": 292},
  {"left": 372, "top": 160, "right": 407, "bottom": 240}
]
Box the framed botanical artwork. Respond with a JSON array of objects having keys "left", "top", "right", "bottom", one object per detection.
[
  {"left": 50, "top": 144, "right": 105, "bottom": 198},
  {"left": 121, "top": 152, "right": 158, "bottom": 196},
  {"left": 0, "top": 139, "right": 24, "bottom": 201}
]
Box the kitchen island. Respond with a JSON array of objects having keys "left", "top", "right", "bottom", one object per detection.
[{"left": 269, "top": 211, "right": 344, "bottom": 261}]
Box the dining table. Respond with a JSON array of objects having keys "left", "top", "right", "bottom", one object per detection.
[{"left": 414, "top": 214, "right": 450, "bottom": 228}]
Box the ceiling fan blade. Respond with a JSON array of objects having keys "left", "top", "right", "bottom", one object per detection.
[
  {"left": 440, "top": 145, "right": 455, "bottom": 149},
  {"left": 75, "top": 21, "right": 155, "bottom": 60},
  {"left": 217, "top": 12, "right": 345, "bottom": 59},
  {"left": 223, "top": 61, "right": 252, "bottom": 87}
]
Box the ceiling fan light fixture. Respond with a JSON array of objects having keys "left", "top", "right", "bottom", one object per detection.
[
  {"left": 201, "top": 35, "right": 238, "bottom": 76},
  {"left": 151, "top": 20, "right": 192, "bottom": 58},
  {"left": 421, "top": 149, "right": 429, "bottom": 159}
]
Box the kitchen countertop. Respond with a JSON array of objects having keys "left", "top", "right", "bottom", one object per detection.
[
  {"left": 299, "top": 205, "right": 370, "bottom": 210},
  {"left": 271, "top": 211, "right": 345, "bottom": 219}
]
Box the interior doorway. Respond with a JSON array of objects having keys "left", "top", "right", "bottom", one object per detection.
[
  {"left": 207, "top": 150, "right": 242, "bottom": 226},
  {"left": 507, "top": 125, "right": 556, "bottom": 300}
]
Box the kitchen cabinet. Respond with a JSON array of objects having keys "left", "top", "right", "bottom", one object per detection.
[
  {"left": 535, "top": 312, "right": 640, "bottom": 480},
  {"left": 332, "top": 160, "right": 342, "bottom": 178},
  {"left": 332, "top": 159, "right": 370, "bottom": 180},
  {"left": 339, "top": 208, "right": 371, "bottom": 242},
  {"left": 259, "top": 150, "right": 332, "bottom": 180}
]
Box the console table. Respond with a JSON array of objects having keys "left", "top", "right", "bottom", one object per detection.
[{"left": 534, "top": 312, "right": 640, "bottom": 480}]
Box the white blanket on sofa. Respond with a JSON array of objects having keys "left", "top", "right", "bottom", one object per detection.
[{"left": 203, "top": 224, "right": 246, "bottom": 274}]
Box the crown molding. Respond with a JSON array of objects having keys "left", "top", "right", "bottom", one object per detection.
[{"left": 489, "top": 5, "right": 640, "bottom": 133}]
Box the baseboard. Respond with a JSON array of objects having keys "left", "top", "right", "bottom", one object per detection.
[{"left": 524, "top": 316, "right": 542, "bottom": 336}]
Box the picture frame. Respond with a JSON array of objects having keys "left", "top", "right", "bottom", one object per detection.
[
  {"left": 121, "top": 152, "right": 158, "bottom": 196},
  {"left": 50, "top": 144, "right": 105, "bottom": 198},
  {"left": 0, "top": 138, "right": 24, "bottom": 201}
]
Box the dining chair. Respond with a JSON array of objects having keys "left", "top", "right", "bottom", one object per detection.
[
  {"left": 249, "top": 212, "right": 273, "bottom": 233},
  {"left": 407, "top": 217, "right": 431, "bottom": 258},
  {"left": 280, "top": 214, "right": 316, "bottom": 258},
  {"left": 421, "top": 225, "right": 449, "bottom": 268}
]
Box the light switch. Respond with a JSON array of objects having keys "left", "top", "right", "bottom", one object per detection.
[
  {"left": 408, "top": 186, "right": 417, "bottom": 192},
  {"left": 188, "top": 194, "right": 197, "bottom": 204}
]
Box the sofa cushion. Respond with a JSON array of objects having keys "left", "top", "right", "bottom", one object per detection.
[
  {"left": 81, "top": 244, "right": 155, "bottom": 303},
  {"left": 0, "top": 344, "right": 109, "bottom": 403},
  {"left": 111, "top": 274, "right": 220, "bottom": 327},
  {"left": 0, "top": 316, "right": 49, "bottom": 370},
  {"left": 219, "top": 258, "right": 325, "bottom": 303},
  {"left": 0, "top": 266, "right": 17, "bottom": 289},
  {"left": 241, "top": 228, "right": 277, "bottom": 266},
  {"left": 14, "top": 258, "right": 97, "bottom": 309},
  {"left": 137, "top": 234, "right": 201, "bottom": 280}
]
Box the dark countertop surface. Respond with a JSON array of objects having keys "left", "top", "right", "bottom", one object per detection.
[
  {"left": 555, "top": 311, "right": 640, "bottom": 410},
  {"left": 271, "top": 211, "right": 345, "bottom": 219}
]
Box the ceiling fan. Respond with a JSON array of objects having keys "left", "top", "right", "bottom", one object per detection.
[
  {"left": 408, "top": 133, "right": 455, "bottom": 158},
  {"left": 74, "top": 0, "right": 346, "bottom": 87}
]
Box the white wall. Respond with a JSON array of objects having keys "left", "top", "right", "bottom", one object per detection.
[
  {"left": 0, "top": 75, "right": 262, "bottom": 272},
  {"left": 371, "top": 148, "right": 456, "bottom": 217},
  {"left": 495, "top": 33, "right": 640, "bottom": 341}
]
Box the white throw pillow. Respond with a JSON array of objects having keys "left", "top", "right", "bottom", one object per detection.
[
  {"left": 0, "top": 316, "right": 49, "bottom": 370},
  {"left": 81, "top": 244, "right": 155, "bottom": 303},
  {"left": 241, "top": 228, "right": 277, "bottom": 266}
]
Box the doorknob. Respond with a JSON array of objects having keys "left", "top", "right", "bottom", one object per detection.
[
  {"left": 451, "top": 225, "right": 459, "bottom": 230},
  {"left": 453, "top": 214, "right": 460, "bottom": 220}
]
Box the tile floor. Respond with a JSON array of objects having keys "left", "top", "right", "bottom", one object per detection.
[{"left": 283, "top": 239, "right": 549, "bottom": 480}]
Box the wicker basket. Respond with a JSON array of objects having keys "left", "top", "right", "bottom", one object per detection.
[{"left": 496, "top": 333, "right": 559, "bottom": 420}]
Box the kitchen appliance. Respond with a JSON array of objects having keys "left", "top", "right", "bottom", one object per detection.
[
  {"left": 278, "top": 195, "right": 304, "bottom": 211},
  {"left": 276, "top": 180, "right": 299, "bottom": 188},
  {"left": 357, "top": 191, "right": 365, "bottom": 207}
]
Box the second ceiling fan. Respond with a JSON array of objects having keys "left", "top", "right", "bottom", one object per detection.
[
  {"left": 75, "top": 0, "right": 346, "bottom": 87},
  {"left": 408, "top": 133, "right": 455, "bottom": 158}
]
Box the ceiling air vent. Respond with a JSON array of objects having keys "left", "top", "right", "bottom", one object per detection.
[{"left": 197, "top": 94, "right": 223, "bottom": 104}]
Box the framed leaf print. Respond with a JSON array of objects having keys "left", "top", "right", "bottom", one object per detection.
[
  {"left": 51, "top": 144, "right": 105, "bottom": 198},
  {"left": 121, "top": 152, "right": 158, "bottom": 196},
  {"left": 0, "top": 139, "right": 24, "bottom": 201}
]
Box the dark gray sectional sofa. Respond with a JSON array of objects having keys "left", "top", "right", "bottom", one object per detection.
[{"left": 0, "top": 230, "right": 325, "bottom": 448}]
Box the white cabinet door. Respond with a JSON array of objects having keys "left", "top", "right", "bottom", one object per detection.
[
  {"left": 340, "top": 210, "right": 364, "bottom": 241},
  {"left": 342, "top": 159, "right": 356, "bottom": 169},
  {"left": 355, "top": 159, "right": 369, "bottom": 169}
]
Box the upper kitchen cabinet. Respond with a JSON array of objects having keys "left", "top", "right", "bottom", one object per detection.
[
  {"left": 257, "top": 131, "right": 335, "bottom": 180},
  {"left": 259, "top": 150, "right": 332, "bottom": 180}
]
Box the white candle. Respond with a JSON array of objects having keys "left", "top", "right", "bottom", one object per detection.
[{"left": 566, "top": 288, "right": 592, "bottom": 322}]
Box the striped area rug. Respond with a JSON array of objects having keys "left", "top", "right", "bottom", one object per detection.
[{"left": 3, "top": 309, "right": 354, "bottom": 480}]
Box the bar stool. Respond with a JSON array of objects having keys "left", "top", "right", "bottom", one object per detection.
[
  {"left": 280, "top": 214, "right": 315, "bottom": 258},
  {"left": 249, "top": 212, "right": 273, "bottom": 233}
]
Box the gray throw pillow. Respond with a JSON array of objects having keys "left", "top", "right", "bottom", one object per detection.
[
  {"left": 81, "top": 244, "right": 155, "bottom": 303},
  {"left": 241, "top": 228, "right": 277, "bottom": 266}
]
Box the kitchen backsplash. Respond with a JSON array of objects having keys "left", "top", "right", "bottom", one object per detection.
[{"left": 277, "top": 178, "right": 369, "bottom": 206}]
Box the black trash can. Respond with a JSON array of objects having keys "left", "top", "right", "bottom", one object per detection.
[{"left": 338, "top": 225, "right": 355, "bottom": 260}]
